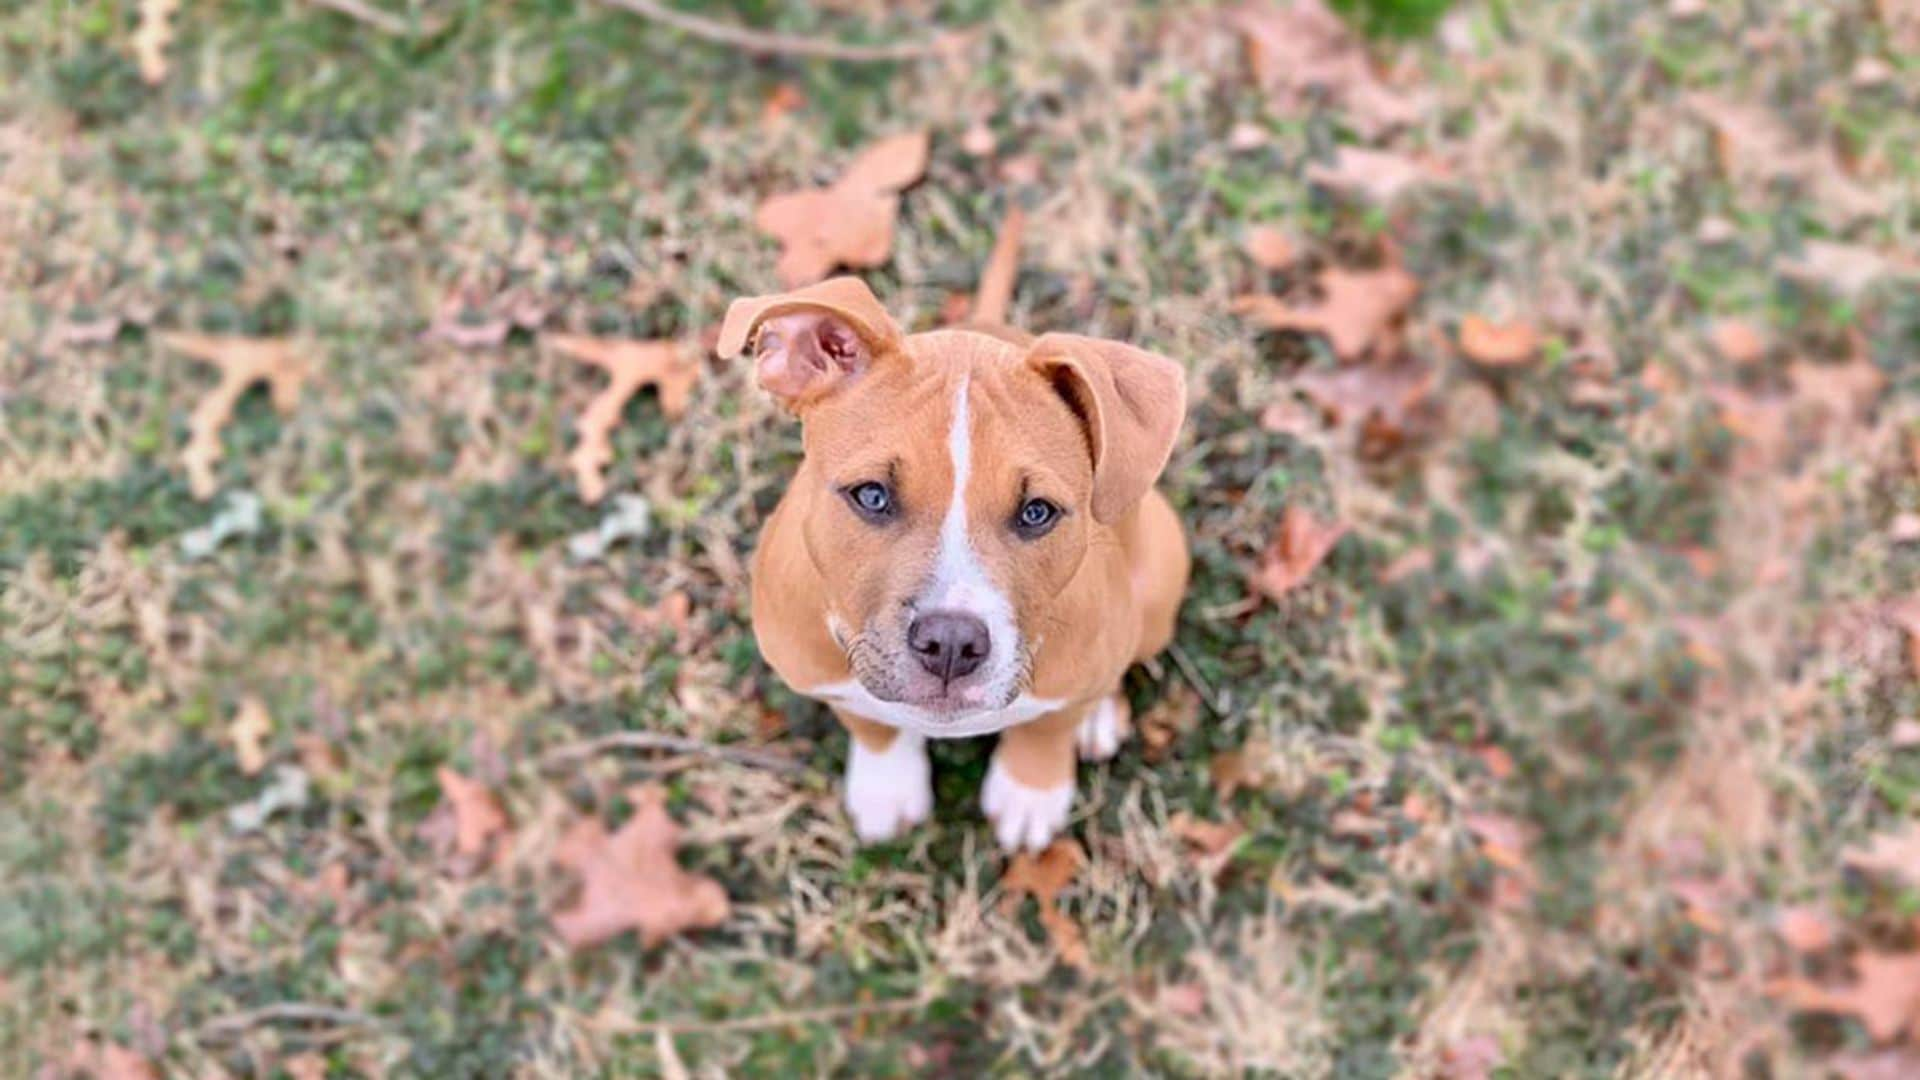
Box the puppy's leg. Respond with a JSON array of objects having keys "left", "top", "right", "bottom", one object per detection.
[
  {"left": 1074, "top": 693, "right": 1130, "bottom": 762},
  {"left": 837, "top": 710, "right": 931, "bottom": 844},
  {"left": 983, "top": 707, "right": 1081, "bottom": 852}
]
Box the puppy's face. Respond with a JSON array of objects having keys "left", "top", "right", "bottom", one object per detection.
[{"left": 720, "top": 278, "right": 1184, "bottom": 724}]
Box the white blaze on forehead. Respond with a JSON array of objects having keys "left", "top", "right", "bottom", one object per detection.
[{"left": 923, "top": 376, "right": 1020, "bottom": 687}]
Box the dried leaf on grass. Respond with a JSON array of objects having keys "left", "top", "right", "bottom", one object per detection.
[
  {"left": 1844, "top": 823, "right": 1920, "bottom": 891},
  {"left": 546, "top": 335, "right": 699, "bottom": 505},
  {"left": 1242, "top": 225, "right": 1296, "bottom": 269},
  {"left": 160, "top": 333, "right": 310, "bottom": 501},
  {"left": 1230, "top": 0, "right": 1428, "bottom": 139},
  {"left": 1293, "top": 358, "right": 1437, "bottom": 455},
  {"left": 965, "top": 205, "right": 1025, "bottom": 326},
  {"left": 1170, "top": 812, "right": 1245, "bottom": 856},
  {"left": 1776, "top": 905, "right": 1837, "bottom": 953},
  {"left": 1001, "top": 838, "right": 1089, "bottom": 969},
  {"left": 1772, "top": 951, "right": 1920, "bottom": 1042},
  {"left": 436, "top": 766, "right": 510, "bottom": 862},
  {"left": 756, "top": 130, "right": 929, "bottom": 287},
  {"left": 551, "top": 785, "right": 730, "bottom": 949},
  {"left": 134, "top": 0, "right": 179, "bottom": 84},
  {"left": 1235, "top": 263, "right": 1419, "bottom": 361},
  {"left": 1250, "top": 505, "right": 1348, "bottom": 602},
  {"left": 1457, "top": 315, "right": 1541, "bottom": 367},
  {"left": 1708, "top": 320, "right": 1767, "bottom": 364},
  {"left": 229, "top": 696, "right": 272, "bottom": 776},
  {"left": 1305, "top": 146, "right": 1448, "bottom": 206}
]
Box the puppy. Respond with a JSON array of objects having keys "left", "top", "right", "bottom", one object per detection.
[{"left": 718, "top": 277, "right": 1188, "bottom": 851}]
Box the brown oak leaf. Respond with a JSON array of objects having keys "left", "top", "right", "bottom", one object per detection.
[
  {"left": 1845, "top": 823, "right": 1920, "bottom": 892},
  {"left": 756, "top": 131, "right": 929, "bottom": 287},
  {"left": 1242, "top": 225, "right": 1296, "bottom": 270},
  {"left": 552, "top": 785, "right": 730, "bottom": 948},
  {"left": 1230, "top": 1, "right": 1428, "bottom": 139},
  {"left": 1235, "top": 263, "right": 1419, "bottom": 361},
  {"left": 437, "top": 766, "right": 510, "bottom": 862},
  {"left": 1773, "top": 950, "right": 1920, "bottom": 1042},
  {"left": 1293, "top": 358, "right": 1436, "bottom": 456},
  {"left": 1001, "top": 838, "right": 1089, "bottom": 969},
  {"left": 1707, "top": 319, "right": 1766, "bottom": 365},
  {"left": 546, "top": 335, "right": 700, "bottom": 505},
  {"left": 1250, "top": 504, "right": 1347, "bottom": 602},
  {"left": 160, "top": 333, "right": 310, "bottom": 501},
  {"left": 1457, "top": 315, "right": 1541, "bottom": 367},
  {"left": 1304, "top": 145, "right": 1449, "bottom": 206}
]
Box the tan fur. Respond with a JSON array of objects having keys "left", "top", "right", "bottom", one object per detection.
[{"left": 728, "top": 277, "right": 1190, "bottom": 843}]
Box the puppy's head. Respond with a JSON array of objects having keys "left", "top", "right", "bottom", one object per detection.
[{"left": 721, "top": 277, "right": 1184, "bottom": 726}]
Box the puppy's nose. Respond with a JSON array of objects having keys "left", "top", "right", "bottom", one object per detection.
[{"left": 907, "top": 611, "right": 991, "bottom": 684}]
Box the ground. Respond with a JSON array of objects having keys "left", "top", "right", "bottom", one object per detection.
[{"left": 4, "top": 0, "right": 1920, "bottom": 1076}]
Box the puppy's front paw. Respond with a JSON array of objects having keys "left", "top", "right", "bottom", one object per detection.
[
  {"left": 982, "top": 757, "right": 1073, "bottom": 853},
  {"left": 845, "top": 731, "right": 931, "bottom": 844},
  {"left": 1075, "top": 695, "right": 1130, "bottom": 762}
]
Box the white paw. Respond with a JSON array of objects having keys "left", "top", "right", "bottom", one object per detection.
[
  {"left": 844, "top": 732, "right": 932, "bottom": 844},
  {"left": 981, "top": 757, "right": 1073, "bottom": 853},
  {"left": 1075, "top": 696, "right": 1130, "bottom": 762}
]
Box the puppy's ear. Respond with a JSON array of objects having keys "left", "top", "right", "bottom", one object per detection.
[
  {"left": 1028, "top": 333, "right": 1187, "bottom": 524},
  {"left": 716, "top": 277, "right": 904, "bottom": 411}
]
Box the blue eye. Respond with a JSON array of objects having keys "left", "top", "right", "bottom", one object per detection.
[
  {"left": 847, "top": 482, "right": 894, "bottom": 519},
  {"left": 1015, "top": 498, "right": 1060, "bottom": 536}
]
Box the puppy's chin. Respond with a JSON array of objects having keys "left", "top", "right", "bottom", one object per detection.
[{"left": 861, "top": 676, "right": 1019, "bottom": 717}]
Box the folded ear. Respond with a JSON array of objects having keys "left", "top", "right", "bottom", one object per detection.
[
  {"left": 1027, "top": 333, "right": 1187, "bottom": 524},
  {"left": 715, "top": 277, "right": 905, "bottom": 411}
]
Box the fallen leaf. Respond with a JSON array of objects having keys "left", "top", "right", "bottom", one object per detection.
[
  {"left": 134, "top": 0, "right": 179, "bottom": 84},
  {"left": 1169, "top": 812, "right": 1245, "bottom": 856},
  {"left": 546, "top": 335, "right": 699, "bottom": 505},
  {"left": 1209, "top": 744, "right": 1262, "bottom": 798},
  {"left": 1845, "top": 823, "right": 1920, "bottom": 891},
  {"left": 1293, "top": 359, "right": 1436, "bottom": 455},
  {"left": 965, "top": 205, "right": 1025, "bottom": 326},
  {"left": 1780, "top": 240, "right": 1906, "bottom": 299},
  {"left": 1235, "top": 263, "right": 1419, "bottom": 361},
  {"left": 1891, "top": 516, "right": 1920, "bottom": 545},
  {"left": 1773, "top": 950, "right": 1920, "bottom": 1042},
  {"left": 756, "top": 131, "right": 929, "bottom": 287},
  {"left": 1707, "top": 320, "right": 1767, "bottom": 365},
  {"left": 1473, "top": 744, "right": 1514, "bottom": 779},
  {"left": 1686, "top": 93, "right": 1885, "bottom": 224},
  {"left": 551, "top": 785, "right": 731, "bottom": 949},
  {"left": 160, "top": 333, "right": 310, "bottom": 501},
  {"left": 1001, "top": 838, "right": 1088, "bottom": 968},
  {"left": 1777, "top": 905, "right": 1837, "bottom": 953},
  {"left": 959, "top": 120, "right": 995, "bottom": 157},
  {"left": 1231, "top": 0, "right": 1427, "bottom": 139},
  {"left": 1137, "top": 686, "right": 1199, "bottom": 762},
  {"left": 1891, "top": 718, "right": 1920, "bottom": 746},
  {"left": 1457, "top": 315, "right": 1541, "bottom": 367},
  {"left": 229, "top": 696, "right": 272, "bottom": 776},
  {"left": 1304, "top": 145, "right": 1448, "bottom": 206},
  {"left": 437, "top": 766, "right": 510, "bottom": 862},
  {"left": 1242, "top": 225, "right": 1296, "bottom": 269},
  {"left": 1249, "top": 504, "right": 1347, "bottom": 601}
]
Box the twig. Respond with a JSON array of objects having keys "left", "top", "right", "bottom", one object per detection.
[
  {"left": 596, "top": 0, "right": 956, "bottom": 62},
  {"left": 195, "top": 1003, "right": 377, "bottom": 1041},
  {"left": 305, "top": 0, "right": 411, "bottom": 35},
  {"left": 543, "top": 731, "right": 806, "bottom": 775},
  {"left": 1166, "top": 641, "right": 1226, "bottom": 719}
]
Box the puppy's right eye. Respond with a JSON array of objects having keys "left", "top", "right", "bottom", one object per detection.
[{"left": 844, "top": 482, "right": 895, "bottom": 521}]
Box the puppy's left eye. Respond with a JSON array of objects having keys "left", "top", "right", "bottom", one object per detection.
[{"left": 1014, "top": 498, "right": 1061, "bottom": 537}]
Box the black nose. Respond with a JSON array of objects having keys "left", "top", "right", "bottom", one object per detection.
[{"left": 907, "top": 612, "right": 991, "bottom": 684}]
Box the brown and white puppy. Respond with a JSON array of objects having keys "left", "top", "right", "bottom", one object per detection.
[{"left": 718, "top": 277, "right": 1189, "bottom": 851}]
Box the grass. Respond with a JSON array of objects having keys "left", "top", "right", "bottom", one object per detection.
[{"left": 3, "top": 0, "right": 1918, "bottom": 1075}]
